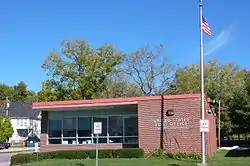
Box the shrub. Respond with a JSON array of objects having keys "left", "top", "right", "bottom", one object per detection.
[
  {"left": 145, "top": 149, "right": 167, "bottom": 159},
  {"left": 147, "top": 149, "right": 201, "bottom": 160},
  {"left": 10, "top": 148, "right": 144, "bottom": 165},
  {"left": 113, "top": 148, "right": 144, "bottom": 158},
  {"left": 98, "top": 149, "right": 113, "bottom": 158},
  {"left": 10, "top": 153, "right": 37, "bottom": 165}
]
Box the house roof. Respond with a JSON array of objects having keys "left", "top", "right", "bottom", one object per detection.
[
  {"left": 33, "top": 93, "right": 205, "bottom": 110},
  {"left": 1, "top": 101, "right": 40, "bottom": 119}
]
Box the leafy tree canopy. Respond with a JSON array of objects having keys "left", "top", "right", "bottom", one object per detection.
[{"left": 38, "top": 39, "right": 123, "bottom": 101}]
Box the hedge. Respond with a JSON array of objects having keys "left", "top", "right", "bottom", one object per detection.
[
  {"left": 146, "top": 149, "right": 201, "bottom": 160},
  {"left": 10, "top": 148, "right": 144, "bottom": 165}
]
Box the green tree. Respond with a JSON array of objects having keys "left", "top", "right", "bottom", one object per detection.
[
  {"left": 2, "top": 116, "right": 14, "bottom": 140},
  {"left": 0, "top": 116, "right": 4, "bottom": 141},
  {"left": 40, "top": 39, "right": 123, "bottom": 101},
  {"left": 170, "top": 60, "right": 246, "bottom": 137},
  {"left": 37, "top": 80, "right": 60, "bottom": 101},
  {"left": 0, "top": 84, "right": 14, "bottom": 101},
  {"left": 229, "top": 70, "right": 250, "bottom": 135},
  {"left": 99, "top": 73, "right": 143, "bottom": 98},
  {"left": 26, "top": 90, "right": 37, "bottom": 104},
  {"left": 0, "top": 116, "right": 13, "bottom": 141},
  {"left": 123, "top": 44, "right": 173, "bottom": 95},
  {"left": 13, "top": 81, "right": 28, "bottom": 101}
]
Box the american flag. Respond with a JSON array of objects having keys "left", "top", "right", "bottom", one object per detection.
[{"left": 202, "top": 16, "right": 211, "bottom": 36}]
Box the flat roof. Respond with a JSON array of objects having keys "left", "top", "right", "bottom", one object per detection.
[{"left": 33, "top": 94, "right": 203, "bottom": 110}]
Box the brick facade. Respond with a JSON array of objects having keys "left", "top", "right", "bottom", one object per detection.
[
  {"left": 138, "top": 96, "right": 217, "bottom": 156},
  {"left": 36, "top": 94, "right": 217, "bottom": 155}
]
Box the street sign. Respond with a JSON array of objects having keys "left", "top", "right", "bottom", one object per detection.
[
  {"left": 94, "top": 122, "right": 102, "bottom": 134},
  {"left": 35, "top": 142, "right": 39, "bottom": 152},
  {"left": 200, "top": 119, "right": 209, "bottom": 132},
  {"left": 94, "top": 122, "right": 102, "bottom": 166}
]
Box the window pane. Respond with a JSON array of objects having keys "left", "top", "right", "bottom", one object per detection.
[
  {"left": 125, "top": 137, "right": 138, "bottom": 144},
  {"left": 109, "top": 116, "right": 123, "bottom": 136},
  {"left": 124, "top": 116, "right": 138, "bottom": 136},
  {"left": 78, "top": 117, "right": 91, "bottom": 137},
  {"left": 93, "top": 137, "right": 108, "bottom": 144},
  {"left": 48, "top": 119, "right": 62, "bottom": 137},
  {"left": 63, "top": 118, "right": 76, "bottom": 137},
  {"left": 49, "top": 139, "right": 62, "bottom": 144},
  {"left": 78, "top": 138, "right": 92, "bottom": 144},
  {"left": 109, "top": 137, "right": 123, "bottom": 143},
  {"left": 93, "top": 117, "right": 107, "bottom": 136},
  {"left": 62, "top": 138, "right": 77, "bottom": 144}
]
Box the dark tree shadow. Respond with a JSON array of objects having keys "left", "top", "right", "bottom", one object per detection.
[
  {"left": 168, "top": 164, "right": 180, "bottom": 166},
  {"left": 225, "top": 149, "right": 250, "bottom": 157}
]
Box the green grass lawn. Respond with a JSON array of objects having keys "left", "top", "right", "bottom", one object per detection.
[
  {"left": 20, "top": 150, "right": 250, "bottom": 166},
  {"left": 22, "top": 158, "right": 198, "bottom": 166}
]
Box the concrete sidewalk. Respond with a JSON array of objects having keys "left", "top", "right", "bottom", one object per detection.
[
  {"left": 0, "top": 147, "right": 34, "bottom": 153},
  {"left": 0, "top": 162, "right": 10, "bottom": 166}
]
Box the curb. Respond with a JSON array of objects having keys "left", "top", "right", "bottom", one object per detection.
[{"left": 0, "top": 149, "right": 33, "bottom": 154}]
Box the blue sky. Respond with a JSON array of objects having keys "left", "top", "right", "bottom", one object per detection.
[{"left": 0, "top": 0, "right": 249, "bottom": 92}]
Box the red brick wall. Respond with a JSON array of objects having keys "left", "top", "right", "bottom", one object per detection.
[
  {"left": 138, "top": 99, "right": 162, "bottom": 151},
  {"left": 138, "top": 96, "right": 217, "bottom": 155},
  {"left": 40, "top": 143, "right": 122, "bottom": 152},
  {"left": 40, "top": 96, "right": 217, "bottom": 154}
]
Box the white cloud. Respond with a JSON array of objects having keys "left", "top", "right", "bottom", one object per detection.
[{"left": 204, "top": 24, "right": 234, "bottom": 56}]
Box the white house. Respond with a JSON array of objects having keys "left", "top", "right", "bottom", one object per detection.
[{"left": 1, "top": 101, "right": 41, "bottom": 143}]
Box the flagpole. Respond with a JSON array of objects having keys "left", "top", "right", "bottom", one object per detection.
[{"left": 199, "top": 0, "right": 206, "bottom": 165}]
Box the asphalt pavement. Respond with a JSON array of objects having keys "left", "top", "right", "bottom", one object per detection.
[
  {"left": 0, "top": 152, "right": 15, "bottom": 165},
  {"left": 0, "top": 151, "right": 32, "bottom": 166}
]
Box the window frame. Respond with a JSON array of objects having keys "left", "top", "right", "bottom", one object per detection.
[{"left": 47, "top": 113, "right": 138, "bottom": 145}]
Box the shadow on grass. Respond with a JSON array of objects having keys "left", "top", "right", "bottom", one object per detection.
[
  {"left": 225, "top": 149, "right": 250, "bottom": 157},
  {"left": 168, "top": 164, "right": 180, "bottom": 166}
]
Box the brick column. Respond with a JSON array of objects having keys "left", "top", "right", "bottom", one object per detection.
[
  {"left": 40, "top": 111, "right": 48, "bottom": 150},
  {"left": 138, "top": 99, "right": 162, "bottom": 152}
]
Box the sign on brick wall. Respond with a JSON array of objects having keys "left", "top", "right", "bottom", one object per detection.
[{"left": 153, "top": 117, "right": 190, "bottom": 130}]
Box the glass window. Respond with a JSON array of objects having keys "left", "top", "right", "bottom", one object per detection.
[
  {"left": 63, "top": 118, "right": 76, "bottom": 137},
  {"left": 48, "top": 139, "right": 62, "bottom": 144},
  {"left": 78, "top": 117, "right": 92, "bottom": 137},
  {"left": 93, "top": 137, "right": 108, "bottom": 144},
  {"left": 109, "top": 116, "right": 123, "bottom": 136},
  {"left": 93, "top": 117, "right": 107, "bottom": 136},
  {"left": 109, "top": 137, "right": 123, "bottom": 143},
  {"left": 78, "top": 138, "right": 92, "bottom": 144},
  {"left": 124, "top": 116, "right": 138, "bottom": 136},
  {"left": 62, "top": 138, "right": 77, "bottom": 144},
  {"left": 48, "top": 119, "right": 62, "bottom": 137},
  {"left": 47, "top": 112, "right": 138, "bottom": 145},
  {"left": 125, "top": 137, "right": 138, "bottom": 144}
]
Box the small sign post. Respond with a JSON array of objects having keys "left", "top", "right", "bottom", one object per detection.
[
  {"left": 94, "top": 122, "right": 102, "bottom": 166},
  {"left": 200, "top": 119, "right": 209, "bottom": 132},
  {"left": 35, "top": 142, "right": 39, "bottom": 152},
  {"left": 35, "top": 142, "right": 39, "bottom": 162}
]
